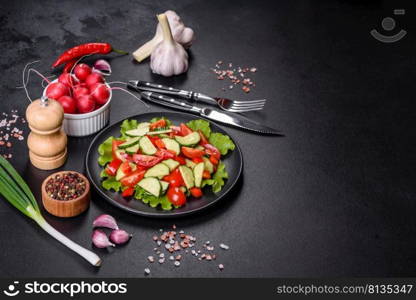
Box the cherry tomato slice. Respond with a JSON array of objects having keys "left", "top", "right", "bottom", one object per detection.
[
  {"left": 132, "top": 154, "right": 162, "bottom": 167},
  {"left": 202, "top": 170, "right": 211, "bottom": 179},
  {"left": 180, "top": 123, "right": 193, "bottom": 136},
  {"left": 149, "top": 119, "right": 167, "bottom": 130},
  {"left": 120, "top": 169, "right": 146, "bottom": 187},
  {"left": 155, "top": 149, "right": 175, "bottom": 159},
  {"left": 198, "top": 130, "right": 209, "bottom": 145},
  {"left": 167, "top": 186, "right": 186, "bottom": 206},
  {"left": 190, "top": 187, "right": 203, "bottom": 198},
  {"left": 121, "top": 187, "right": 135, "bottom": 197},
  {"left": 181, "top": 147, "right": 204, "bottom": 159},
  {"left": 209, "top": 156, "right": 219, "bottom": 165}
]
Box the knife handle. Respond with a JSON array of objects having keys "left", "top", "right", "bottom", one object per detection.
[
  {"left": 140, "top": 92, "right": 201, "bottom": 114},
  {"left": 134, "top": 80, "right": 193, "bottom": 99},
  {"left": 129, "top": 80, "right": 218, "bottom": 106}
]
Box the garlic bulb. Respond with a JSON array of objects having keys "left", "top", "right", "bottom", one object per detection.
[
  {"left": 133, "top": 10, "right": 194, "bottom": 62},
  {"left": 150, "top": 13, "right": 189, "bottom": 77}
]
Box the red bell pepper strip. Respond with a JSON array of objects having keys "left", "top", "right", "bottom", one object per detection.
[
  {"left": 172, "top": 156, "right": 186, "bottom": 165},
  {"left": 112, "top": 140, "right": 124, "bottom": 159},
  {"left": 120, "top": 169, "right": 146, "bottom": 187},
  {"left": 122, "top": 187, "right": 135, "bottom": 197},
  {"left": 52, "top": 43, "right": 128, "bottom": 68},
  {"left": 105, "top": 158, "right": 122, "bottom": 176},
  {"left": 181, "top": 147, "right": 204, "bottom": 159}
]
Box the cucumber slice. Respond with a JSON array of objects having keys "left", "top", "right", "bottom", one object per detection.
[
  {"left": 195, "top": 145, "right": 205, "bottom": 151},
  {"left": 202, "top": 157, "right": 214, "bottom": 173},
  {"left": 185, "top": 159, "right": 196, "bottom": 169},
  {"left": 162, "top": 138, "right": 180, "bottom": 155},
  {"left": 179, "top": 165, "right": 194, "bottom": 189},
  {"left": 125, "top": 144, "right": 139, "bottom": 155},
  {"left": 115, "top": 149, "right": 127, "bottom": 161},
  {"left": 140, "top": 136, "right": 157, "bottom": 155},
  {"left": 145, "top": 163, "right": 170, "bottom": 179},
  {"left": 118, "top": 137, "right": 140, "bottom": 149},
  {"left": 175, "top": 132, "right": 200, "bottom": 146},
  {"left": 160, "top": 180, "right": 169, "bottom": 194},
  {"left": 126, "top": 123, "right": 150, "bottom": 137},
  {"left": 162, "top": 159, "right": 180, "bottom": 171},
  {"left": 147, "top": 129, "right": 173, "bottom": 135},
  {"left": 115, "top": 163, "right": 136, "bottom": 180},
  {"left": 138, "top": 177, "right": 161, "bottom": 197},
  {"left": 193, "top": 162, "right": 204, "bottom": 188}
]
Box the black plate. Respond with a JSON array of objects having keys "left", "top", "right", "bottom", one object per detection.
[{"left": 85, "top": 112, "right": 243, "bottom": 217}]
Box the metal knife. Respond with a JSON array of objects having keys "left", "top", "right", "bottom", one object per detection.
[{"left": 134, "top": 90, "right": 282, "bottom": 135}]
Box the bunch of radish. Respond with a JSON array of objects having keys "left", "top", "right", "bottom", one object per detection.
[{"left": 45, "top": 63, "right": 111, "bottom": 114}]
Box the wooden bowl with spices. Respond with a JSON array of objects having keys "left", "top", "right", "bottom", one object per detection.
[{"left": 41, "top": 171, "right": 90, "bottom": 217}]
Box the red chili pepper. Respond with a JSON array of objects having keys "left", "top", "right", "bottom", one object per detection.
[{"left": 52, "top": 43, "right": 128, "bottom": 68}]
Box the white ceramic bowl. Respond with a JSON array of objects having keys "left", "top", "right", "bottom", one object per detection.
[{"left": 43, "top": 79, "right": 112, "bottom": 137}]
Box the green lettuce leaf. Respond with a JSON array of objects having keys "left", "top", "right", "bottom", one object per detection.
[
  {"left": 186, "top": 119, "right": 211, "bottom": 137},
  {"left": 208, "top": 133, "right": 235, "bottom": 155},
  {"left": 102, "top": 177, "right": 122, "bottom": 192},
  {"left": 150, "top": 117, "right": 172, "bottom": 127},
  {"left": 202, "top": 161, "right": 228, "bottom": 193},
  {"left": 98, "top": 136, "right": 114, "bottom": 166},
  {"left": 120, "top": 119, "right": 138, "bottom": 138},
  {"left": 134, "top": 187, "right": 173, "bottom": 210}
]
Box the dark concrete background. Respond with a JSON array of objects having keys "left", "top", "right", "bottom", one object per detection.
[{"left": 0, "top": 0, "right": 415, "bottom": 277}]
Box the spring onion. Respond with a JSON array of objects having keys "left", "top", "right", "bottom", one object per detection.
[{"left": 0, "top": 156, "right": 101, "bottom": 266}]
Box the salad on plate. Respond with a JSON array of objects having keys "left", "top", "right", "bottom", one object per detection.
[{"left": 97, "top": 117, "right": 235, "bottom": 210}]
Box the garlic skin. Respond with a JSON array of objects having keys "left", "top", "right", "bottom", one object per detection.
[
  {"left": 133, "top": 10, "right": 194, "bottom": 62},
  {"left": 150, "top": 13, "right": 189, "bottom": 77}
]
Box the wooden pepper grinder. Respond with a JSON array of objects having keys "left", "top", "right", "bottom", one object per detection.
[{"left": 26, "top": 97, "right": 67, "bottom": 170}]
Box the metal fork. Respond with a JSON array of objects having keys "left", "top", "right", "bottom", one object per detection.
[{"left": 128, "top": 80, "right": 266, "bottom": 113}]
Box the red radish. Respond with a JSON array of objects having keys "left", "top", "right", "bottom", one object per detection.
[
  {"left": 90, "top": 83, "right": 110, "bottom": 105},
  {"left": 57, "top": 95, "right": 77, "bottom": 114},
  {"left": 73, "top": 86, "right": 90, "bottom": 99},
  {"left": 85, "top": 72, "right": 104, "bottom": 87},
  {"left": 58, "top": 73, "right": 77, "bottom": 88},
  {"left": 74, "top": 63, "right": 91, "bottom": 81},
  {"left": 45, "top": 82, "right": 69, "bottom": 100},
  {"left": 76, "top": 95, "right": 95, "bottom": 113}
]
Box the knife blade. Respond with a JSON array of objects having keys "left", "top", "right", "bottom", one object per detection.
[{"left": 138, "top": 91, "right": 282, "bottom": 135}]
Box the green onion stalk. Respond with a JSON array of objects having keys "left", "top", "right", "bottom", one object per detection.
[{"left": 0, "top": 156, "right": 101, "bottom": 266}]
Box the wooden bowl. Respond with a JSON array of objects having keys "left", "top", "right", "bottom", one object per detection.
[{"left": 41, "top": 171, "right": 90, "bottom": 218}]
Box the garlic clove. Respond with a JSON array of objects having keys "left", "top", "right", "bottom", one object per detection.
[
  {"left": 109, "top": 229, "right": 132, "bottom": 245},
  {"left": 150, "top": 13, "right": 189, "bottom": 77},
  {"left": 93, "top": 59, "right": 112, "bottom": 76},
  {"left": 92, "top": 214, "right": 119, "bottom": 230},
  {"left": 133, "top": 10, "right": 194, "bottom": 62},
  {"left": 92, "top": 230, "right": 115, "bottom": 248}
]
